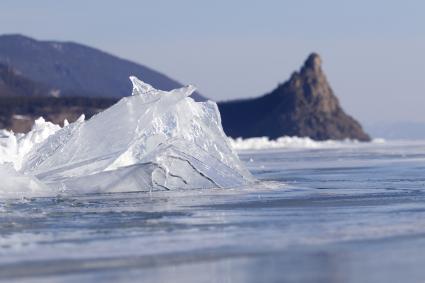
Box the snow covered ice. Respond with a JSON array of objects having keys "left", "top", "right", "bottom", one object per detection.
[
  {"left": 0, "top": 77, "right": 254, "bottom": 198},
  {"left": 228, "top": 136, "right": 385, "bottom": 151}
]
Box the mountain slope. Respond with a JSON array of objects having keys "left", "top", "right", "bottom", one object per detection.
[
  {"left": 218, "top": 53, "right": 370, "bottom": 141},
  {"left": 0, "top": 64, "right": 117, "bottom": 131},
  {"left": 0, "top": 34, "right": 205, "bottom": 100},
  {"left": 0, "top": 63, "right": 50, "bottom": 97}
]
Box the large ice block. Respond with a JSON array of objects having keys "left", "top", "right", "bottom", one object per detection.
[{"left": 0, "top": 77, "right": 254, "bottom": 196}]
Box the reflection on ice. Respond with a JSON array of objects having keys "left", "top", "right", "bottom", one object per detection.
[{"left": 0, "top": 77, "right": 254, "bottom": 198}]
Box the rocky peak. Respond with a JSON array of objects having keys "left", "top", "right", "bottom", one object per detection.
[
  {"left": 284, "top": 52, "right": 338, "bottom": 113},
  {"left": 303, "top": 52, "right": 322, "bottom": 71},
  {"left": 218, "top": 53, "right": 371, "bottom": 141}
]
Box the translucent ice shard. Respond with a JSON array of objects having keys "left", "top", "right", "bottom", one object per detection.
[
  {"left": 0, "top": 118, "right": 61, "bottom": 170},
  {"left": 14, "top": 76, "right": 254, "bottom": 194}
]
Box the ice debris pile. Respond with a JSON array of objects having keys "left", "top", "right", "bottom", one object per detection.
[
  {"left": 229, "top": 136, "right": 385, "bottom": 150},
  {"left": 0, "top": 77, "right": 254, "bottom": 198}
]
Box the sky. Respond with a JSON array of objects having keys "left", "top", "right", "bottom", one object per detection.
[{"left": 0, "top": 0, "right": 424, "bottom": 125}]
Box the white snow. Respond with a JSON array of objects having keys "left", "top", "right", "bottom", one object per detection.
[
  {"left": 229, "top": 136, "right": 385, "bottom": 150},
  {"left": 0, "top": 77, "right": 254, "bottom": 198}
]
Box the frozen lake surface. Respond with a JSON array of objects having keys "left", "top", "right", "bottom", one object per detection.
[{"left": 1, "top": 140, "right": 425, "bottom": 282}]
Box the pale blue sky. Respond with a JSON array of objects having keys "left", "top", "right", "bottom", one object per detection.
[{"left": 0, "top": 0, "right": 424, "bottom": 124}]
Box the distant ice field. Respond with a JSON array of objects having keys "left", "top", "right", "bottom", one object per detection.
[{"left": 1, "top": 140, "right": 425, "bottom": 283}]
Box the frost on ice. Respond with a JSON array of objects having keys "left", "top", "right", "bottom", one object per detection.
[{"left": 0, "top": 77, "right": 254, "bottom": 197}]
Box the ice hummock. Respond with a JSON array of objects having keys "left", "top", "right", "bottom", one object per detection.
[{"left": 0, "top": 77, "right": 254, "bottom": 197}]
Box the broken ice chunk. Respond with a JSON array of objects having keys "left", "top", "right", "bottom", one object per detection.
[{"left": 10, "top": 76, "right": 254, "bottom": 194}]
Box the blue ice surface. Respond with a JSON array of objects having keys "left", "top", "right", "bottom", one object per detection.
[{"left": 1, "top": 140, "right": 425, "bottom": 283}]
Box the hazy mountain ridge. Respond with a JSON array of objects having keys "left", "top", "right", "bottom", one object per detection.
[
  {"left": 0, "top": 63, "right": 50, "bottom": 97},
  {"left": 0, "top": 61, "right": 118, "bottom": 132},
  {"left": 0, "top": 34, "right": 205, "bottom": 100}
]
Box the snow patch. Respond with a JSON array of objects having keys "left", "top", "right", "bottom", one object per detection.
[{"left": 229, "top": 136, "right": 385, "bottom": 150}]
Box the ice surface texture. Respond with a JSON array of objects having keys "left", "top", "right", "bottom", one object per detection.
[{"left": 0, "top": 77, "right": 254, "bottom": 197}]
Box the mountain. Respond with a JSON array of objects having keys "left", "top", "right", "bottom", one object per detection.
[
  {"left": 0, "top": 63, "right": 49, "bottom": 97},
  {"left": 0, "top": 34, "right": 205, "bottom": 100},
  {"left": 218, "top": 53, "right": 370, "bottom": 141},
  {"left": 0, "top": 35, "right": 369, "bottom": 141},
  {"left": 0, "top": 62, "right": 118, "bottom": 132}
]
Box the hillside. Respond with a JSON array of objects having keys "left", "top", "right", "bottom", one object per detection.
[
  {"left": 0, "top": 34, "right": 205, "bottom": 100},
  {"left": 0, "top": 63, "right": 49, "bottom": 97}
]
